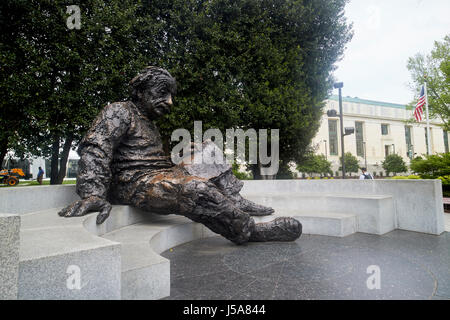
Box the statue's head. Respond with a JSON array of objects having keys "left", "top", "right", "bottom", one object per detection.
[{"left": 130, "top": 66, "right": 177, "bottom": 118}]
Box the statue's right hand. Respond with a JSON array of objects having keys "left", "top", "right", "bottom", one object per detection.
[{"left": 58, "top": 196, "right": 112, "bottom": 225}]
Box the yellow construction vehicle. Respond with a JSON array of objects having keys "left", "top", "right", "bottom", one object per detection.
[{"left": 0, "top": 168, "right": 25, "bottom": 186}]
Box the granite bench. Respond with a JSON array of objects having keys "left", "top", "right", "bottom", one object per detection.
[{"left": 0, "top": 179, "right": 445, "bottom": 300}]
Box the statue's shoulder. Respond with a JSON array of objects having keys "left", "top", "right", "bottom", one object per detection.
[{"left": 100, "top": 101, "right": 135, "bottom": 122}]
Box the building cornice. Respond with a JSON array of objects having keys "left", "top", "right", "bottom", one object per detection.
[{"left": 323, "top": 111, "right": 443, "bottom": 127}]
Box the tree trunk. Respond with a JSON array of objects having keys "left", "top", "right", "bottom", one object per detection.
[
  {"left": 50, "top": 136, "right": 60, "bottom": 185},
  {"left": 0, "top": 137, "right": 8, "bottom": 169},
  {"left": 56, "top": 137, "right": 73, "bottom": 184}
]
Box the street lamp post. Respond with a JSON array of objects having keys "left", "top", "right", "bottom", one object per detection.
[
  {"left": 391, "top": 144, "right": 395, "bottom": 155},
  {"left": 334, "top": 82, "right": 345, "bottom": 179},
  {"left": 323, "top": 140, "right": 327, "bottom": 160}
]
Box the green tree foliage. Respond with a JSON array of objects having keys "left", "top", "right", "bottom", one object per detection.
[
  {"left": 148, "top": 0, "right": 353, "bottom": 178},
  {"left": 407, "top": 35, "right": 450, "bottom": 130},
  {"left": 1, "top": 0, "right": 353, "bottom": 182},
  {"left": 382, "top": 154, "right": 407, "bottom": 176},
  {"left": 410, "top": 153, "right": 450, "bottom": 179},
  {"left": 297, "top": 154, "right": 332, "bottom": 177},
  {"left": 0, "top": 0, "right": 150, "bottom": 181},
  {"left": 410, "top": 153, "right": 450, "bottom": 196},
  {"left": 231, "top": 162, "right": 253, "bottom": 180},
  {"left": 339, "top": 152, "right": 359, "bottom": 174}
]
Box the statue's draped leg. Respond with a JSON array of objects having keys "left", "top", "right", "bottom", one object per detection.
[
  {"left": 110, "top": 142, "right": 300, "bottom": 244},
  {"left": 181, "top": 140, "right": 274, "bottom": 216},
  {"left": 114, "top": 167, "right": 256, "bottom": 244}
]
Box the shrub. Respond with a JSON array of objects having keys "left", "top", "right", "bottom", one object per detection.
[
  {"left": 390, "top": 175, "right": 420, "bottom": 180},
  {"left": 437, "top": 175, "right": 450, "bottom": 185},
  {"left": 339, "top": 152, "right": 359, "bottom": 174},
  {"left": 232, "top": 163, "right": 253, "bottom": 180},
  {"left": 296, "top": 154, "right": 332, "bottom": 177},
  {"left": 410, "top": 153, "right": 450, "bottom": 178},
  {"left": 382, "top": 154, "right": 407, "bottom": 176}
]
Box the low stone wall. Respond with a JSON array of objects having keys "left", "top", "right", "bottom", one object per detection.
[
  {"left": 241, "top": 179, "right": 445, "bottom": 235},
  {"left": 0, "top": 185, "right": 79, "bottom": 215},
  {"left": 0, "top": 214, "right": 20, "bottom": 299}
]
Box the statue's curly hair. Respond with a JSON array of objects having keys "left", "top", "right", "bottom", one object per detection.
[{"left": 129, "top": 66, "right": 176, "bottom": 100}]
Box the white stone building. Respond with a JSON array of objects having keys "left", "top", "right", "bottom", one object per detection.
[{"left": 310, "top": 95, "right": 449, "bottom": 177}]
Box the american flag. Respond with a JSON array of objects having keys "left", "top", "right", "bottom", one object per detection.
[{"left": 413, "top": 86, "right": 426, "bottom": 122}]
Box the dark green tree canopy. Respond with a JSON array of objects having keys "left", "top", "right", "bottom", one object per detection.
[
  {"left": 0, "top": 0, "right": 151, "bottom": 180},
  {"left": 154, "top": 0, "right": 353, "bottom": 168},
  {"left": 1, "top": 0, "right": 353, "bottom": 182}
]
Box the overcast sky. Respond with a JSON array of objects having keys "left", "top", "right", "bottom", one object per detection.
[{"left": 333, "top": 0, "right": 450, "bottom": 105}]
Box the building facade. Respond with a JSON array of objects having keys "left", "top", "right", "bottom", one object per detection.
[{"left": 311, "top": 96, "right": 449, "bottom": 176}]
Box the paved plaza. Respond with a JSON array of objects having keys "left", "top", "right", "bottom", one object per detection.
[{"left": 162, "top": 230, "right": 450, "bottom": 300}]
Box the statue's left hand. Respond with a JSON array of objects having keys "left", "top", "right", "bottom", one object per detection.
[{"left": 58, "top": 196, "right": 112, "bottom": 225}]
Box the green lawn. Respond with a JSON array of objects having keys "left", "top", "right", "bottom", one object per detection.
[{"left": 0, "top": 179, "right": 77, "bottom": 188}]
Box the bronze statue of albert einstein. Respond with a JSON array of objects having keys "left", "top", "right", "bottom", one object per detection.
[{"left": 58, "top": 67, "right": 301, "bottom": 244}]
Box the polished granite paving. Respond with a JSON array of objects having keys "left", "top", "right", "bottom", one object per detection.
[{"left": 161, "top": 230, "right": 450, "bottom": 300}]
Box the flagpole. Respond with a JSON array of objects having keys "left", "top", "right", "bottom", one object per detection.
[{"left": 424, "top": 80, "right": 432, "bottom": 155}]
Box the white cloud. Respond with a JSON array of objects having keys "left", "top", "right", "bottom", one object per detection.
[{"left": 333, "top": 0, "right": 450, "bottom": 104}]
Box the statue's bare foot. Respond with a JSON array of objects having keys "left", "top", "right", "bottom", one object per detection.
[
  {"left": 230, "top": 194, "right": 275, "bottom": 216},
  {"left": 249, "top": 217, "right": 302, "bottom": 242}
]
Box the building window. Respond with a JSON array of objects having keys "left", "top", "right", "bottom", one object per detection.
[
  {"left": 381, "top": 124, "right": 389, "bottom": 135},
  {"left": 444, "top": 131, "right": 449, "bottom": 153},
  {"left": 405, "top": 126, "right": 413, "bottom": 159},
  {"left": 385, "top": 145, "right": 390, "bottom": 157},
  {"left": 355, "top": 121, "right": 364, "bottom": 157},
  {"left": 328, "top": 120, "right": 338, "bottom": 156}
]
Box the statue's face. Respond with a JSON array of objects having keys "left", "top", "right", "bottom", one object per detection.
[{"left": 137, "top": 74, "right": 176, "bottom": 118}]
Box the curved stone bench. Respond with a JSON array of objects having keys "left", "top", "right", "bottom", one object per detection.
[
  {"left": 1, "top": 179, "right": 445, "bottom": 300},
  {"left": 246, "top": 192, "right": 396, "bottom": 235},
  {"left": 19, "top": 205, "right": 216, "bottom": 300},
  {"left": 16, "top": 191, "right": 395, "bottom": 299},
  {"left": 242, "top": 180, "right": 445, "bottom": 235}
]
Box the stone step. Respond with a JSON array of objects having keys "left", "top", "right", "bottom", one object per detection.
[
  {"left": 102, "top": 215, "right": 214, "bottom": 300},
  {"left": 253, "top": 211, "right": 357, "bottom": 237},
  {"left": 18, "top": 208, "right": 122, "bottom": 300},
  {"left": 18, "top": 206, "right": 214, "bottom": 300},
  {"left": 244, "top": 192, "right": 392, "bottom": 212},
  {"left": 245, "top": 193, "right": 396, "bottom": 235}
]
